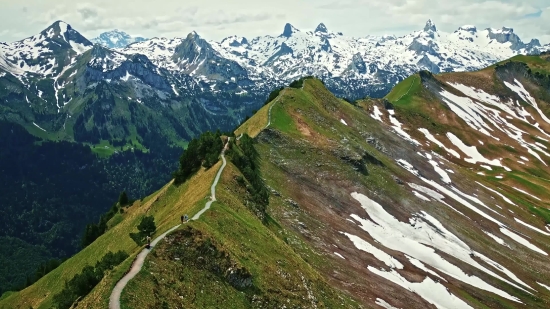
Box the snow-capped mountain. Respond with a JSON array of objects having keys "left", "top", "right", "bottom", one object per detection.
[
  {"left": 0, "top": 21, "right": 92, "bottom": 77},
  {"left": 91, "top": 29, "right": 147, "bottom": 49},
  {"left": 114, "top": 19, "right": 549, "bottom": 99},
  {"left": 0, "top": 19, "right": 549, "bottom": 147}
]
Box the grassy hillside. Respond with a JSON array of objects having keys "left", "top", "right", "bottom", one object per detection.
[
  {"left": 0, "top": 108, "right": 361, "bottom": 308},
  {"left": 119, "top": 162, "right": 360, "bottom": 308},
  {"left": 7, "top": 62, "right": 550, "bottom": 309}
]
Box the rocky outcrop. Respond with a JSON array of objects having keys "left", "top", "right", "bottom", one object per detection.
[
  {"left": 424, "top": 19, "right": 437, "bottom": 32},
  {"left": 282, "top": 23, "right": 300, "bottom": 37},
  {"left": 315, "top": 23, "right": 328, "bottom": 34},
  {"left": 85, "top": 47, "right": 172, "bottom": 92},
  {"left": 347, "top": 53, "right": 366, "bottom": 74},
  {"left": 417, "top": 55, "right": 440, "bottom": 73},
  {"left": 487, "top": 27, "right": 523, "bottom": 50}
]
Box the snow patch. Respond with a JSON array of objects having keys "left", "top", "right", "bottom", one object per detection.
[
  {"left": 504, "top": 79, "right": 550, "bottom": 125},
  {"left": 447, "top": 132, "right": 503, "bottom": 167},
  {"left": 475, "top": 181, "right": 516, "bottom": 206},
  {"left": 483, "top": 231, "right": 511, "bottom": 248},
  {"left": 369, "top": 267, "right": 474, "bottom": 309},
  {"left": 413, "top": 191, "right": 431, "bottom": 201},
  {"left": 500, "top": 228, "right": 547, "bottom": 255},
  {"left": 512, "top": 187, "right": 542, "bottom": 201},
  {"left": 389, "top": 115, "right": 421, "bottom": 145},
  {"left": 375, "top": 298, "right": 400, "bottom": 309},
  {"left": 344, "top": 233, "right": 403, "bottom": 269},
  {"left": 333, "top": 252, "right": 345, "bottom": 259},
  {"left": 428, "top": 160, "right": 452, "bottom": 183},
  {"left": 406, "top": 255, "right": 446, "bottom": 281},
  {"left": 537, "top": 282, "right": 550, "bottom": 292},
  {"left": 371, "top": 105, "right": 383, "bottom": 121},
  {"left": 418, "top": 128, "right": 460, "bottom": 158},
  {"left": 514, "top": 218, "right": 550, "bottom": 236}
]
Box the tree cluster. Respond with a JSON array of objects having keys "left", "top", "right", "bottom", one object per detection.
[
  {"left": 227, "top": 134, "right": 269, "bottom": 220},
  {"left": 52, "top": 250, "right": 128, "bottom": 309},
  {"left": 129, "top": 215, "right": 157, "bottom": 246},
  {"left": 264, "top": 87, "right": 284, "bottom": 105},
  {"left": 173, "top": 131, "right": 224, "bottom": 185},
  {"left": 288, "top": 76, "right": 314, "bottom": 89}
]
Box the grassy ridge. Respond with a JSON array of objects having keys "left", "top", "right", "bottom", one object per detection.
[{"left": 121, "top": 162, "right": 360, "bottom": 308}]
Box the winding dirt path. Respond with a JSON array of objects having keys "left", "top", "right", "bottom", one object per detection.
[{"left": 109, "top": 140, "right": 230, "bottom": 309}]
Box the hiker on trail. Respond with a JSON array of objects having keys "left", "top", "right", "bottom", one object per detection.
[
  {"left": 184, "top": 214, "right": 189, "bottom": 222},
  {"left": 181, "top": 215, "right": 184, "bottom": 224},
  {"left": 146, "top": 235, "right": 151, "bottom": 248}
]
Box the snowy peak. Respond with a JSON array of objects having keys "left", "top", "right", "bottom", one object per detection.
[
  {"left": 40, "top": 20, "right": 93, "bottom": 50},
  {"left": 220, "top": 35, "right": 249, "bottom": 48},
  {"left": 0, "top": 20, "right": 92, "bottom": 77},
  {"left": 424, "top": 19, "right": 437, "bottom": 32},
  {"left": 91, "top": 29, "right": 147, "bottom": 48},
  {"left": 457, "top": 25, "right": 477, "bottom": 33},
  {"left": 282, "top": 23, "right": 300, "bottom": 37},
  {"left": 315, "top": 23, "right": 328, "bottom": 34},
  {"left": 173, "top": 31, "right": 213, "bottom": 65}
]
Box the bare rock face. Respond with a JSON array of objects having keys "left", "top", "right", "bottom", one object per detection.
[
  {"left": 487, "top": 27, "right": 523, "bottom": 50},
  {"left": 424, "top": 19, "right": 437, "bottom": 32}
]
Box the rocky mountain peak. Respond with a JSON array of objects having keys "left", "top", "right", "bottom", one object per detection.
[
  {"left": 487, "top": 27, "right": 523, "bottom": 50},
  {"left": 528, "top": 38, "right": 541, "bottom": 47},
  {"left": 457, "top": 25, "right": 477, "bottom": 33},
  {"left": 282, "top": 23, "right": 300, "bottom": 37},
  {"left": 424, "top": 19, "right": 437, "bottom": 32},
  {"left": 315, "top": 23, "right": 328, "bottom": 34},
  {"left": 91, "top": 29, "right": 146, "bottom": 48}
]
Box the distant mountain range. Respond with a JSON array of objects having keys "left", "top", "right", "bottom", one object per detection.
[{"left": 0, "top": 19, "right": 548, "bottom": 150}]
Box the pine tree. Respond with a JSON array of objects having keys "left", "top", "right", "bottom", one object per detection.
[{"left": 118, "top": 191, "right": 129, "bottom": 206}]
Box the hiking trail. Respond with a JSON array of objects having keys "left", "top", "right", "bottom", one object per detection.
[{"left": 109, "top": 139, "right": 230, "bottom": 309}]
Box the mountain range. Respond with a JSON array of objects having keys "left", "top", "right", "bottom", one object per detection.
[
  {"left": 2, "top": 18, "right": 550, "bottom": 300},
  {"left": 0, "top": 20, "right": 548, "bottom": 148},
  {"left": 3, "top": 51, "right": 550, "bottom": 308}
]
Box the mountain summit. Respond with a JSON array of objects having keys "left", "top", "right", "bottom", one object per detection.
[
  {"left": 91, "top": 29, "right": 147, "bottom": 48},
  {"left": 423, "top": 19, "right": 437, "bottom": 32},
  {"left": 281, "top": 23, "right": 300, "bottom": 37},
  {"left": 314, "top": 23, "right": 328, "bottom": 33}
]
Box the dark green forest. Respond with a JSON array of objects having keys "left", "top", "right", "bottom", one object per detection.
[{"left": 0, "top": 121, "right": 181, "bottom": 294}]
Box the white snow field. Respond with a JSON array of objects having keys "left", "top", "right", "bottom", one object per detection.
[
  {"left": 369, "top": 267, "right": 474, "bottom": 309},
  {"left": 512, "top": 187, "right": 542, "bottom": 201},
  {"left": 499, "top": 228, "right": 548, "bottom": 255},
  {"left": 349, "top": 192, "right": 527, "bottom": 303}
]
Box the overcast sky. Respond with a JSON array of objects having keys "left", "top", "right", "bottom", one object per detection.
[{"left": 0, "top": 0, "right": 549, "bottom": 43}]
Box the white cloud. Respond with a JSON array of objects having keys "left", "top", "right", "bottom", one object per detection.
[{"left": 0, "top": 0, "right": 548, "bottom": 44}]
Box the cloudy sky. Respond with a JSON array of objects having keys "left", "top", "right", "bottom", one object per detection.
[{"left": 0, "top": 0, "right": 549, "bottom": 43}]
